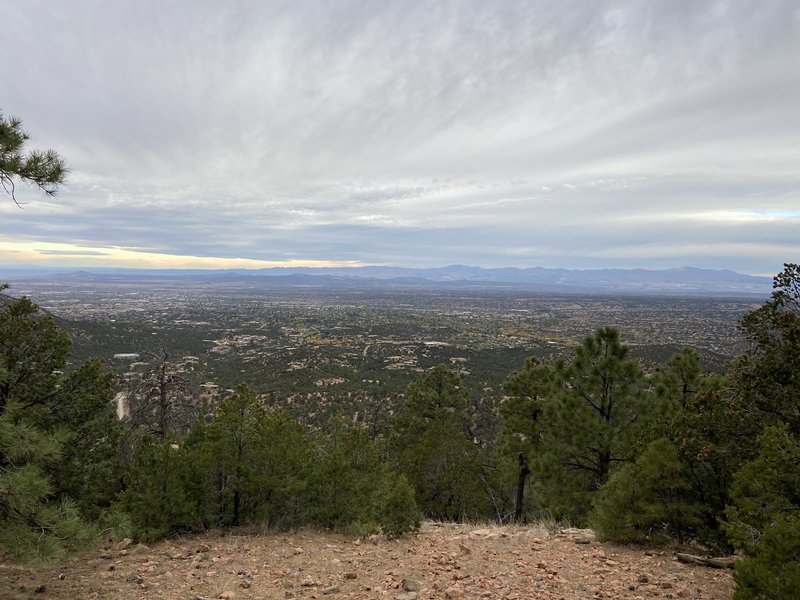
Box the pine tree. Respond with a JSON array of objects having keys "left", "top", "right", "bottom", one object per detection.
[
  {"left": 393, "top": 363, "right": 470, "bottom": 433},
  {"left": 735, "top": 263, "right": 800, "bottom": 433},
  {"left": 727, "top": 426, "right": 800, "bottom": 599},
  {"left": 500, "top": 356, "right": 555, "bottom": 521},
  {"left": 389, "top": 365, "right": 487, "bottom": 521},
  {"left": 591, "top": 438, "right": 699, "bottom": 543},
  {"left": 0, "top": 112, "right": 67, "bottom": 207},
  {"left": 723, "top": 264, "right": 800, "bottom": 598},
  {"left": 46, "top": 360, "right": 122, "bottom": 521},
  {"left": 732, "top": 515, "right": 800, "bottom": 600},
  {"left": 0, "top": 294, "right": 113, "bottom": 562},
  {"left": 246, "top": 408, "right": 315, "bottom": 528},
  {"left": 310, "top": 417, "right": 387, "bottom": 532},
  {"left": 200, "top": 385, "right": 266, "bottom": 525},
  {"left": 725, "top": 424, "right": 800, "bottom": 555},
  {"left": 652, "top": 347, "right": 702, "bottom": 409},
  {"left": 397, "top": 419, "right": 487, "bottom": 521},
  {"left": 118, "top": 433, "right": 198, "bottom": 541},
  {"left": 189, "top": 384, "right": 312, "bottom": 528},
  {"left": 537, "top": 327, "right": 659, "bottom": 521},
  {"left": 0, "top": 296, "right": 70, "bottom": 418},
  {"left": 665, "top": 373, "right": 754, "bottom": 548},
  {"left": 379, "top": 474, "right": 421, "bottom": 538}
]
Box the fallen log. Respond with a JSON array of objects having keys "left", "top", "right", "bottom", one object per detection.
[{"left": 675, "top": 553, "right": 738, "bottom": 569}]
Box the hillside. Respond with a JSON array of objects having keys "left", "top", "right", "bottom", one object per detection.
[{"left": 0, "top": 523, "right": 733, "bottom": 600}]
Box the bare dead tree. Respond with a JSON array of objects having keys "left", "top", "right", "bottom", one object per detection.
[{"left": 123, "top": 348, "right": 196, "bottom": 440}]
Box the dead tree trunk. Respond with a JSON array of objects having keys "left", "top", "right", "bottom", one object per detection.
[{"left": 514, "top": 453, "right": 530, "bottom": 522}]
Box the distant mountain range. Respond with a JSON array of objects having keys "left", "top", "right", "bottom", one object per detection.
[{"left": 0, "top": 265, "right": 773, "bottom": 296}]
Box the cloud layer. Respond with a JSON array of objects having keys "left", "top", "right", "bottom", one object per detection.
[{"left": 2, "top": 0, "right": 799, "bottom": 274}]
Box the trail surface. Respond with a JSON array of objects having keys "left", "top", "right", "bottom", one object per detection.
[{"left": 0, "top": 523, "right": 734, "bottom": 599}]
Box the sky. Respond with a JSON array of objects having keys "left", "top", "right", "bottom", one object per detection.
[{"left": 2, "top": 1, "right": 799, "bottom": 275}]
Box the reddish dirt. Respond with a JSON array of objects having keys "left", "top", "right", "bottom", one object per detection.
[{"left": 0, "top": 523, "right": 734, "bottom": 600}]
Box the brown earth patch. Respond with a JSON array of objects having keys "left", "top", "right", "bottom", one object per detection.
[{"left": 0, "top": 523, "right": 734, "bottom": 600}]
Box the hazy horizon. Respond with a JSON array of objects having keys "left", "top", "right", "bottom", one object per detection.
[
  {"left": 0, "top": 262, "right": 775, "bottom": 279},
  {"left": 3, "top": 1, "right": 798, "bottom": 275},
  {"left": 0, "top": 256, "right": 784, "bottom": 278}
]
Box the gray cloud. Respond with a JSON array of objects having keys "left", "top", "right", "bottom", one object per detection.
[{"left": 2, "top": 0, "right": 798, "bottom": 274}]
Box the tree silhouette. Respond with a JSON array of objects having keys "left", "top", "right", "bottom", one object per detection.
[{"left": 0, "top": 112, "right": 67, "bottom": 207}]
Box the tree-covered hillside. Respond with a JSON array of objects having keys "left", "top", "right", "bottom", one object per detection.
[{"left": 1, "top": 264, "right": 798, "bottom": 599}]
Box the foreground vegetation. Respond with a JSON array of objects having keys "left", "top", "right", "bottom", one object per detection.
[{"left": 1, "top": 264, "right": 798, "bottom": 599}]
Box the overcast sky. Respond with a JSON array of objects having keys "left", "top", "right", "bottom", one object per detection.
[{"left": 2, "top": 1, "right": 798, "bottom": 275}]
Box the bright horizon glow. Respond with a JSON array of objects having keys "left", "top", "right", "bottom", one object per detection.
[
  {"left": 0, "top": 240, "right": 366, "bottom": 270},
  {"left": 0, "top": 238, "right": 782, "bottom": 278}
]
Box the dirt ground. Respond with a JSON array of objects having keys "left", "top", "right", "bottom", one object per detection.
[{"left": 0, "top": 523, "right": 734, "bottom": 600}]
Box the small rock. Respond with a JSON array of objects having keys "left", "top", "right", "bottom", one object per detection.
[
  {"left": 637, "top": 574, "right": 650, "bottom": 584},
  {"left": 116, "top": 538, "right": 133, "bottom": 551},
  {"left": 301, "top": 577, "right": 316, "bottom": 587},
  {"left": 126, "top": 572, "right": 143, "bottom": 584},
  {"left": 394, "top": 593, "right": 418, "bottom": 600},
  {"left": 196, "top": 543, "right": 211, "bottom": 553},
  {"left": 219, "top": 591, "right": 235, "bottom": 600},
  {"left": 293, "top": 547, "right": 304, "bottom": 555},
  {"left": 402, "top": 579, "right": 421, "bottom": 592},
  {"left": 343, "top": 572, "right": 357, "bottom": 580},
  {"left": 34, "top": 585, "right": 46, "bottom": 594},
  {"left": 240, "top": 578, "right": 252, "bottom": 589},
  {"left": 444, "top": 585, "right": 463, "bottom": 598},
  {"left": 322, "top": 585, "right": 340, "bottom": 595},
  {"left": 575, "top": 537, "right": 592, "bottom": 544}
]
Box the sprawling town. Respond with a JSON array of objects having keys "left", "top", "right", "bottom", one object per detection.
[{"left": 6, "top": 272, "right": 758, "bottom": 431}]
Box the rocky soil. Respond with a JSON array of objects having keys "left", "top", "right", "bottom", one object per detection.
[{"left": 0, "top": 523, "right": 734, "bottom": 600}]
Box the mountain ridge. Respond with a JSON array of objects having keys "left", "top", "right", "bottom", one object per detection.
[{"left": 0, "top": 264, "right": 772, "bottom": 296}]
